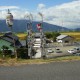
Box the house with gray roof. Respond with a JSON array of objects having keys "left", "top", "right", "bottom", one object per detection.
[
  {"left": 0, "top": 32, "right": 22, "bottom": 51},
  {"left": 56, "top": 34, "right": 74, "bottom": 46}
]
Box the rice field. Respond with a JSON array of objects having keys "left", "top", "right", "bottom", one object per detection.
[
  {"left": 61, "top": 32, "right": 80, "bottom": 41},
  {"left": 16, "top": 32, "right": 80, "bottom": 40},
  {"left": 16, "top": 33, "right": 27, "bottom": 40},
  {"left": 0, "top": 32, "right": 80, "bottom": 41}
]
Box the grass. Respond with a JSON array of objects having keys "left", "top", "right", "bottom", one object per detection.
[{"left": 0, "top": 55, "right": 80, "bottom": 66}]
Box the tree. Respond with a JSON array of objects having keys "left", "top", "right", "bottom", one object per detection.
[
  {"left": 1, "top": 45, "right": 9, "bottom": 59},
  {"left": 45, "top": 32, "right": 60, "bottom": 42},
  {"left": 45, "top": 32, "right": 53, "bottom": 39},
  {"left": 52, "top": 32, "right": 60, "bottom": 42}
]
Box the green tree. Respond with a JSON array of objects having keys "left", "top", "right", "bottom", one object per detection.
[
  {"left": 1, "top": 45, "right": 9, "bottom": 59},
  {"left": 52, "top": 32, "right": 60, "bottom": 42},
  {"left": 45, "top": 32, "right": 60, "bottom": 42},
  {"left": 45, "top": 32, "right": 53, "bottom": 39}
]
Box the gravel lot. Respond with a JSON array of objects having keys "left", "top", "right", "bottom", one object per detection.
[{"left": 0, "top": 61, "right": 80, "bottom": 80}]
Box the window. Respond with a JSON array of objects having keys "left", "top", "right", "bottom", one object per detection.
[{"left": 65, "top": 41, "right": 69, "bottom": 43}]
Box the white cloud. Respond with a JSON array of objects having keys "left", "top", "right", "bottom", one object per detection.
[
  {"left": 11, "top": 10, "right": 29, "bottom": 19},
  {"left": 38, "top": 1, "right": 80, "bottom": 29},
  {"left": 0, "top": 6, "right": 19, "bottom": 10},
  {"left": 37, "top": 3, "right": 46, "bottom": 10},
  {"left": 0, "top": 1, "right": 80, "bottom": 29},
  {"left": 0, "top": 6, "right": 20, "bottom": 19},
  {"left": 0, "top": 6, "right": 29, "bottom": 19}
]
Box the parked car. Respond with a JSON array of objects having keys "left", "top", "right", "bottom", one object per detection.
[
  {"left": 75, "top": 53, "right": 80, "bottom": 56},
  {"left": 68, "top": 49, "right": 76, "bottom": 54},
  {"left": 47, "top": 48, "right": 53, "bottom": 53},
  {"left": 55, "top": 48, "right": 62, "bottom": 53},
  {"left": 74, "top": 47, "right": 80, "bottom": 53}
]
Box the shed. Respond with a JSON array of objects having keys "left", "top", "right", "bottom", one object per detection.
[{"left": 56, "top": 35, "right": 74, "bottom": 46}]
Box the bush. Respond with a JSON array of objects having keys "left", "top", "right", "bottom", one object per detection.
[
  {"left": 0, "top": 50, "right": 12, "bottom": 58},
  {"left": 0, "top": 50, "right": 2, "bottom": 58},
  {"left": 3, "top": 50, "right": 12, "bottom": 55},
  {"left": 17, "top": 48, "right": 29, "bottom": 59},
  {"left": 1, "top": 45, "right": 12, "bottom": 58}
]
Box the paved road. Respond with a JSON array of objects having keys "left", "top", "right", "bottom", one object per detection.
[{"left": 0, "top": 61, "right": 80, "bottom": 80}]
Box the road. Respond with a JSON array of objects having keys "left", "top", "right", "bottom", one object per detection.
[{"left": 0, "top": 61, "right": 80, "bottom": 80}]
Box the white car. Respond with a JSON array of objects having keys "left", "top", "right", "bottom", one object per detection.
[
  {"left": 68, "top": 49, "right": 76, "bottom": 54},
  {"left": 47, "top": 48, "right": 53, "bottom": 53}
]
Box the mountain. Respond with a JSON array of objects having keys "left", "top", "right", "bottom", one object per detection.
[
  {"left": 0, "top": 20, "right": 69, "bottom": 32},
  {"left": 73, "top": 28, "right": 80, "bottom": 31}
]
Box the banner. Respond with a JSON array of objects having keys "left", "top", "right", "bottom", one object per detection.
[{"left": 37, "top": 23, "right": 42, "bottom": 30}]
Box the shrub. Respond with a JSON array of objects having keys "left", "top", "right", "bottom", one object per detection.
[
  {"left": 17, "top": 48, "right": 29, "bottom": 59},
  {"left": 0, "top": 50, "right": 2, "bottom": 58}
]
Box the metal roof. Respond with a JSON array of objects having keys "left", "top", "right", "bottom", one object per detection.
[
  {"left": 2, "top": 37, "right": 13, "bottom": 43},
  {"left": 56, "top": 35, "right": 68, "bottom": 39},
  {"left": 0, "top": 32, "right": 22, "bottom": 48},
  {"left": 4, "top": 32, "right": 18, "bottom": 41}
]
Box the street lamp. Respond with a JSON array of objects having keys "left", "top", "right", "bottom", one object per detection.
[
  {"left": 24, "top": 13, "right": 33, "bottom": 59},
  {"left": 6, "top": 9, "right": 17, "bottom": 58},
  {"left": 38, "top": 12, "right": 46, "bottom": 58},
  {"left": 6, "top": 9, "right": 13, "bottom": 28}
]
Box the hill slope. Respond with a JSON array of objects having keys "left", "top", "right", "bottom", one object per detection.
[{"left": 0, "top": 20, "right": 69, "bottom": 32}]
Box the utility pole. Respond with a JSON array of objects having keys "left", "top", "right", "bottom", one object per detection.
[
  {"left": 6, "top": 9, "right": 17, "bottom": 58},
  {"left": 25, "top": 13, "right": 33, "bottom": 59}
]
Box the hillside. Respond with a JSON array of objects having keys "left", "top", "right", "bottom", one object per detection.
[{"left": 0, "top": 20, "right": 69, "bottom": 32}]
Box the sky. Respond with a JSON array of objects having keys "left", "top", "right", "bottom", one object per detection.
[{"left": 0, "top": 0, "right": 80, "bottom": 29}]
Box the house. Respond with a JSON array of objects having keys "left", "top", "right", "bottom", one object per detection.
[
  {"left": 56, "top": 35, "right": 74, "bottom": 46},
  {"left": 0, "top": 32, "right": 22, "bottom": 51}
]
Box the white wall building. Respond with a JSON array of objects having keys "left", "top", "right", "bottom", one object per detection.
[{"left": 56, "top": 35, "right": 74, "bottom": 46}]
